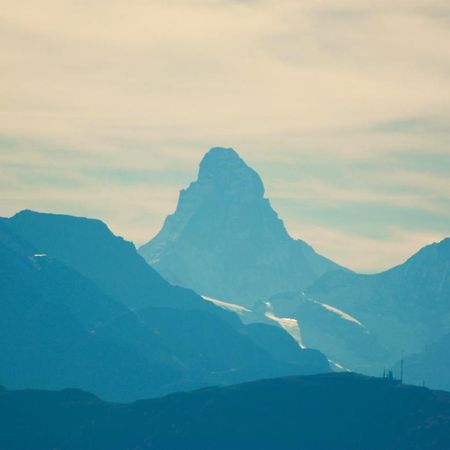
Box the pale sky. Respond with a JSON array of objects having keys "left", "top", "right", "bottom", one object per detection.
[{"left": 1, "top": 0, "right": 449, "bottom": 272}]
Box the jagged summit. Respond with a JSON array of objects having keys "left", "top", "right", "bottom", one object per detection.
[
  {"left": 200, "top": 146, "right": 240, "bottom": 166},
  {"left": 197, "top": 147, "right": 264, "bottom": 198},
  {"left": 139, "top": 147, "right": 344, "bottom": 307}
]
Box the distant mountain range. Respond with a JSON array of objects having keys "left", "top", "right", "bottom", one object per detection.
[
  {"left": 139, "top": 147, "right": 344, "bottom": 307},
  {"left": 246, "top": 238, "right": 449, "bottom": 376},
  {"left": 253, "top": 291, "right": 389, "bottom": 374},
  {"left": 1, "top": 210, "right": 329, "bottom": 401},
  {"left": 139, "top": 147, "right": 450, "bottom": 389},
  {"left": 304, "top": 238, "right": 450, "bottom": 375},
  {"left": 1, "top": 145, "right": 448, "bottom": 450},
  {"left": 1, "top": 372, "right": 449, "bottom": 450}
]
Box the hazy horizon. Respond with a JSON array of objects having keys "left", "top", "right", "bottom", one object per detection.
[
  {"left": 2, "top": 144, "right": 448, "bottom": 274},
  {"left": 1, "top": 1, "right": 449, "bottom": 272}
]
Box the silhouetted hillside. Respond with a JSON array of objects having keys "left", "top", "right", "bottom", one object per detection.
[
  {"left": 1, "top": 373, "right": 449, "bottom": 450},
  {"left": 0, "top": 220, "right": 180, "bottom": 400},
  {"left": 7, "top": 209, "right": 197, "bottom": 310},
  {"left": 1, "top": 212, "right": 329, "bottom": 401}
]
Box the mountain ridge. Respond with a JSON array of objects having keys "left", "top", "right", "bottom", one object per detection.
[
  {"left": 2, "top": 209, "right": 330, "bottom": 400},
  {"left": 301, "top": 236, "right": 450, "bottom": 376},
  {"left": 1, "top": 372, "right": 449, "bottom": 450},
  {"left": 140, "top": 147, "right": 345, "bottom": 307}
]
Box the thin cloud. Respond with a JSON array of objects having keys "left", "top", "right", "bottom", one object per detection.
[{"left": 0, "top": 0, "right": 449, "bottom": 271}]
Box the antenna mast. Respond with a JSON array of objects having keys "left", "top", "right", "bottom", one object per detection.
[{"left": 400, "top": 351, "right": 404, "bottom": 383}]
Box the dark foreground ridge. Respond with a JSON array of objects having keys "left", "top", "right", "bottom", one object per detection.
[{"left": 1, "top": 373, "right": 450, "bottom": 450}]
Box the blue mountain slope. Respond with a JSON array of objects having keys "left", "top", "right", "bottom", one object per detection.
[
  {"left": 2, "top": 212, "right": 330, "bottom": 400},
  {"left": 303, "top": 238, "right": 450, "bottom": 377},
  {"left": 139, "top": 147, "right": 345, "bottom": 308}
]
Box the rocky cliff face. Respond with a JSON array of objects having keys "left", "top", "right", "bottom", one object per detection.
[{"left": 140, "top": 147, "right": 344, "bottom": 307}]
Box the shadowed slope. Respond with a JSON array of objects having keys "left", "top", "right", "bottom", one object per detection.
[
  {"left": 2, "top": 211, "right": 330, "bottom": 400},
  {"left": 0, "top": 221, "right": 178, "bottom": 400}
]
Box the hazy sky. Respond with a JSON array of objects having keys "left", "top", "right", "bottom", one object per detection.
[{"left": 1, "top": 0, "right": 449, "bottom": 272}]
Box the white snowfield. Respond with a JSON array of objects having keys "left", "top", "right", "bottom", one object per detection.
[
  {"left": 312, "top": 300, "right": 366, "bottom": 329},
  {"left": 264, "top": 311, "right": 305, "bottom": 349},
  {"left": 201, "top": 295, "right": 251, "bottom": 314},
  {"left": 202, "top": 295, "right": 306, "bottom": 348},
  {"left": 328, "top": 359, "right": 351, "bottom": 372},
  {"left": 201, "top": 293, "right": 364, "bottom": 353}
]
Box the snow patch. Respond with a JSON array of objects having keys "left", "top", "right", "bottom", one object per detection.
[
  {"left": 313, "top": 300, "right": 366, "bottom": 328},
  {"left": 328, "top": 359, "right": 351, "bottom": 372},
  {"left": 201, "top": 295, "right": 251, "bottom": 314},
  {"left": 265, "top": 311, "right": 305, "bottom": 349}
]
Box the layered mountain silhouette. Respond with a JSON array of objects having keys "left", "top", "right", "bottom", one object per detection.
[
  {"left": 2, "top": 144, "right": 448, "bottom": 450},
  {"left": 247, "top": 239, "right": 450, "bottom": 379},
  {"left": 6, "top": 209, "right": 188, "bottom": 310},
  {"left": 301, "top": 238, "right": 450, "bottom": 378},
  {"left": 139, "top": 147, "right": 344, "bottom": 307},
  {"left": 254, "top": 291, "right": 389, "bottom": 373},
  {"left": 0, "top": 221, "right": 171, "bottom": 401},
  {"left": 138, "top": 147, "right": 449, "bottom": 387},
  {"left": 1, "top": 373, "right": 450, "bottom": 450},
  {"left": 1, "top": 210, "right": 329, "bottom": 400}
]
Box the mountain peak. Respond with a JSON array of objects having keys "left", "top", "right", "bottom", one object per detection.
[
  {"left": 140, "top": 146, "right": 343, "bottom": 306},
  {"left": 202, "top": 146, "right": 239, "bottom": 161},
  {"left": 11, "top": 209, "right": 113, "bottom": 239},
  {"left": 197, "top": 147, "right": 264, "bottom": 197}
]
